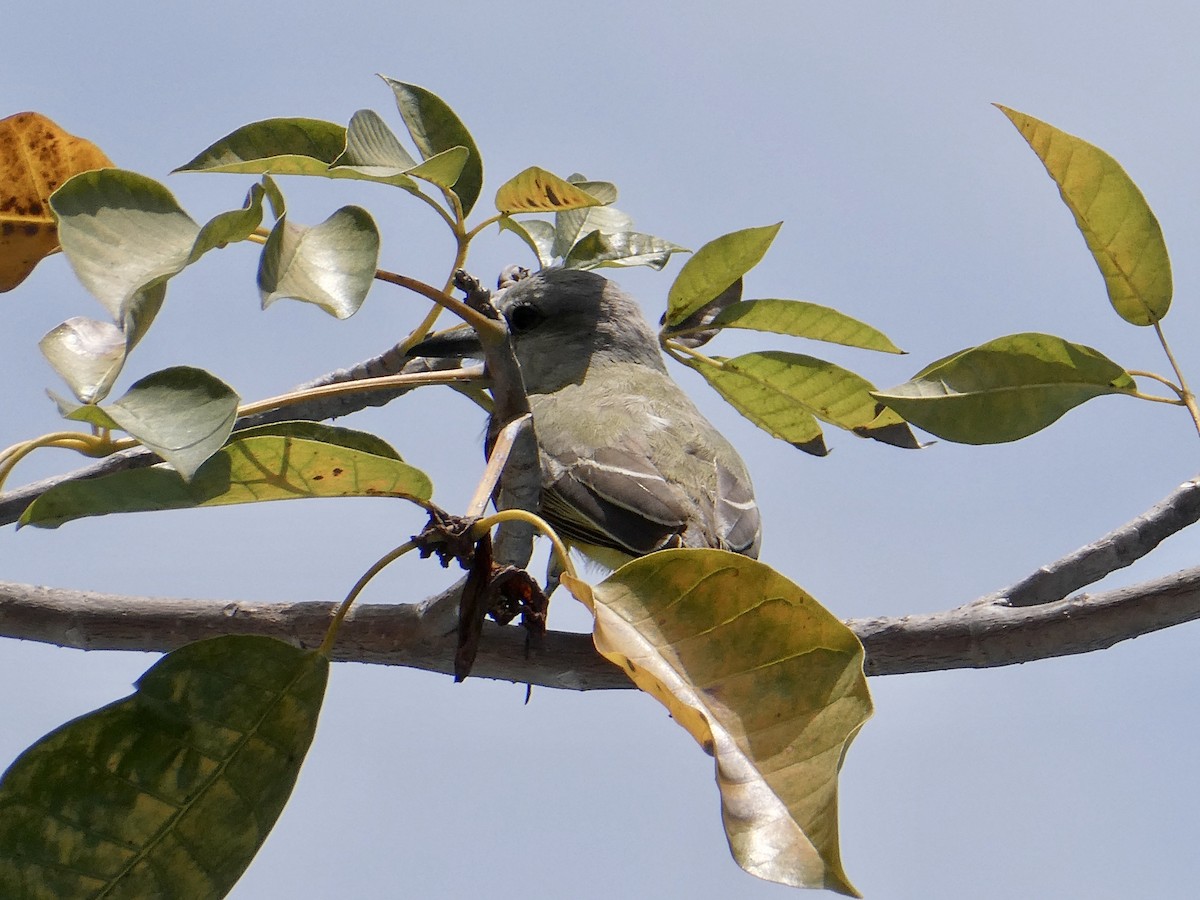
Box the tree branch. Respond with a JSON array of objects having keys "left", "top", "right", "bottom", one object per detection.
[
  {"left": 987, "top": 477, "right": 1200, "bottom": 607},
  {"left": 0, "top": 349, "right": 469, "bottom": 529},
  {"left": 5, "top": 563, "right": 1200, "bottom": 686}
]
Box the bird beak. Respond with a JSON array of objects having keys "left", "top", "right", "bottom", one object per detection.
[{"left": 406, "top": 324, "right": 484, "bottom": 360}]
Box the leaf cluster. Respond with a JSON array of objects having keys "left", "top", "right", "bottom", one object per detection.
[{"left": 0, "top": 82, "right": 1195, "bottom": 900}]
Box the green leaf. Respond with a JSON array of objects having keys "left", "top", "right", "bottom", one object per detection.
[
  {"left": 873, "top": 332, "right": 1137, "bottom": 443},
  {"left": 261, "top": 174, "right": 285, "bottom": 220},
  {"left": 562, "top": 230, "right": 688, "bottom": 271},
  {"left": 494, "top": 167, "right": 603, "bottom": 214},
  {"left": 566, "top": 174, "right": 618, "bottom": 204},
  {"left": 329, "top": 109, "right": 469, "bottom": 193},
  {"left": 189, "top": 182, "right": 266, "bottom": 261},
  {"left": 666, "top": 224, "right": 782, "bottom": 325},
  {"left": 563, "top": 550, "right": 870, "bottom": 897},
  {"left": 0, "top": 635, "right": 327, "bottom": 899},
  {"left": 552, "top": 203, "right": 633, "bottom": 260},
  {"left": 174, "top": 118, "right": 349, "bottom": 176},
  {"left": 703, "top": 299, "right": 904, "bottom": 353},
  {"left": 498, "top": 217, "right": 556, "bottom": 269},
  {"left": 335, "top": 108, "right": 419, "bottom": 171},
  {"left": 50, "top": 169, "right": 199, "bottom": 331},
  {"left": 381, "top": 77, "right": 483, "bottom": 216},
  {"left": 63, "top": 366, "right": 240, "bottom": 481},
  {"left": 685, "top": 351, "right": 917, "bottom": 452},
  {"left": 21, "top": 421, "right": 433, "bottom": 528},
  {"left": 998, "top": 105, "right": 1172, "bottom": 326},
  {"left": 39, "top": 317, "right": 127, "bottom": 405},
  {"left": 258, "top": 207, "right": 380, "bottom": 319},
  {"left": 680, "top": 355, "right": 828, "bottom": 455}
]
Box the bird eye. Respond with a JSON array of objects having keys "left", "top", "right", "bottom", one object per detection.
[{"left": 507, "top": 303, "right": 544, "bottom": 334}]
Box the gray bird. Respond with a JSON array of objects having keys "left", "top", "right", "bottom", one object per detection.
[{"left": 410, "top": 268, "right": 761, "bottom": 570}]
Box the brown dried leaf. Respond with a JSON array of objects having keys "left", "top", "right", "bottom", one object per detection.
[{"left": 0, "top": 112, "right": 114, "bottom": 292}]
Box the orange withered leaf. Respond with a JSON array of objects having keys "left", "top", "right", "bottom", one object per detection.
[{"left": 0, "top": 112, "right": 114, "bottom": 292}]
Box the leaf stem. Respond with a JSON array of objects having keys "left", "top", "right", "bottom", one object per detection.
[
  {"left": 0, "top": 432, "right": 116, "bottom": 493},
  {"left": 372, "top": 269, "right": 498, "bottom": 337},
  {"left": 463, "top": 214, "right": 504, "bottom": 244},
  {"left": 1128, "top": 369, "right": 1185, "bottom": 399},
  {"left": 1152, "top": 322, "right": 1200, "bottom": 437},
  {"left": 661, "top": 337, "right": 724, "bottom": 369},
  {"left": 319, "top": 540, "right": 419, "bottom": 656},
  {"left": 472, "top": 509, "right": 575, "bottom": 580}
]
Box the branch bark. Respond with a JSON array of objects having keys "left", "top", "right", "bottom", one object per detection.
[{"left": 5, "top": 563, "right": 1200, "bottom": 687}]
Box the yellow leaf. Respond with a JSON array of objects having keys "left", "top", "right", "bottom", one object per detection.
[
  {"left": 997, "top": 105, "right": 1171, "bottom": 326},
  {"left": 563, "top": 550, "right": 871, "bottom": 896},
  {"left": 494, "top": 166, "right": 603, "bottom": 214},
  {"left": 0, "top": 112, "right": 114, "bottom": 292}
]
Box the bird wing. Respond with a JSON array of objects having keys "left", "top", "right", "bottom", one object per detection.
[{"left": 540, "top": 446, "right": 691, "bottom": 556}]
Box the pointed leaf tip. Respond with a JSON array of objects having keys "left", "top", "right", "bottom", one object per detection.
[
  {"left": 875, "top": 332, "right": 1137, "bottom": 443},
  {"left": 998, "top": 105, "right": 1172, "bottom": 326},
  {"left": 667, "top": 224, "right": 782, "bottom": 325}
]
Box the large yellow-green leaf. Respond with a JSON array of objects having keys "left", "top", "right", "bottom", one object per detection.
[
  {"left": 494, "top": 167, "right": 603, "bottom": 214},
  {"left": 874, "top": 332, "right": 1136, "bottom": 443},
  {"left": 563, "top": 550, "right": 871, "bottom": 896},
  {"left": 666, "top": 224, "right": 781, "bottom": 325},
  {"left": 998, "top": 105, "right": 1172, "bottom": 326},
  {"left": 0, "top": 635, "right": 328, "bottom": 899},
  {"left": 682, "top": 355, "right": 827, "bottom": 455},
  {"left": 20, "top": 421, "right": 432, "bottom": 527}
]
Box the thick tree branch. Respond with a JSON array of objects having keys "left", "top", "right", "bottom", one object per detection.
[{"left": 4, "top": 564, "right": 1200, "bottom": 686}]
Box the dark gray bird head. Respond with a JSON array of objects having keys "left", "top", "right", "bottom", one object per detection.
[{"left": 409, "top": 268, "right": 667, "bottom": 393}]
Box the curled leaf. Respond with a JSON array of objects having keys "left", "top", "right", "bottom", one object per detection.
[
  {"left": 38, "top": 317, "right": 127, "bottom": 404},
  {"left": 562, "top": 230, "right": 687, "bottom": 271},
  {"left": 258, "top": 207, "right": 380, "bottom": 319},
  {"left": 563, "top": 550, "right": 870, "bottom": 896},
  {"left": 381, "top": 77, "right": 483, "bottom": 215},
  {"left": 50, "top": 169, "right": 199, "bottom": 328}
]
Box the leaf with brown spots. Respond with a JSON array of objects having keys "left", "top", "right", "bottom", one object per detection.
[
  {"left": 494, "top": 166, "right": 604, "bottom": 215},
  {"left": 0, "top": 112, "right": 114, "bottom": 292}
]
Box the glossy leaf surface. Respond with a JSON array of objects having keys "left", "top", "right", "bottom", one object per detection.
[
  {"left": 564, "top": 550, "right": 870, "bottom": 896},
  {"left": 0, "top": 636, "right": 327, "bottom": 900},
  {"left": 874, "top": 332, "right": 1137, "bottom": 443}
]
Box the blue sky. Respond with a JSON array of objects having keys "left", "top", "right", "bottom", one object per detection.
[{"left": 4, "top": 3, "right": 1200, "bottom": 898}]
